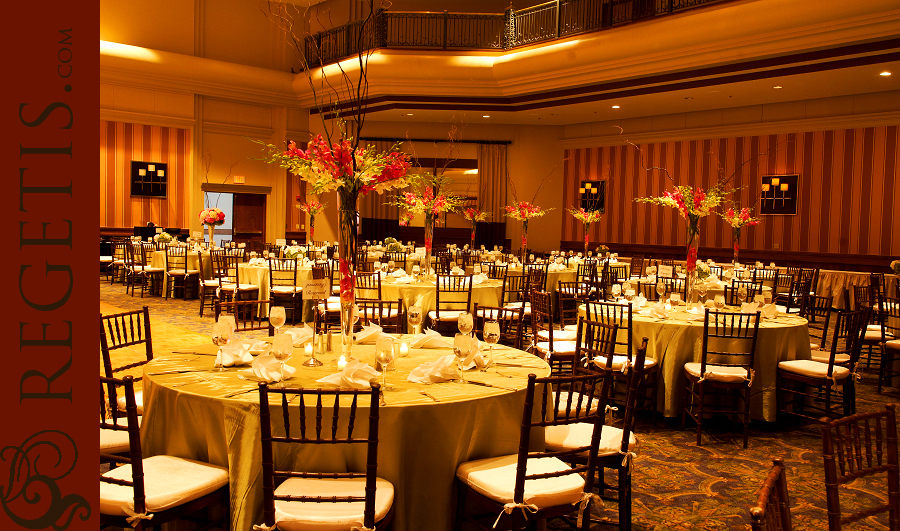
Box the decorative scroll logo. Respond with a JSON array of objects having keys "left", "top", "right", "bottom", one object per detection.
[{"left": 0, "top": 430, "right": 90, "bottom": 529}]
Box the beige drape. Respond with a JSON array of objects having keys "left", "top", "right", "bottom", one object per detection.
[
  {"left": 477, "top": 144, "right": 508, "bottom": 218},
  {"left": 359, "top": 140, "right": 400, "bottom": 219}
]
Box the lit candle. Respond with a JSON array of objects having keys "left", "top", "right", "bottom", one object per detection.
[
  {"left": 399, "top": 342, "right": 409, "bottom": 358},
  {"left": 304, "top": 342, "right": 313, "bottom": 356},
  {"left": 337, "top": 355, "right": 347, "bottom": 370}
]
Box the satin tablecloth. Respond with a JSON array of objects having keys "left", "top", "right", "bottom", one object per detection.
[
  {"left": 380, "top": 277, "right": 504, "bottom": 317},
  {"left": 580, "top": 304, "right": 811, "bottom": 420},
  {"left": 140, "top": 338, "right": 549, "bottom": 531}
]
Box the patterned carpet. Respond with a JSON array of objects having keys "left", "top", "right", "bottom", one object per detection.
[{"left": 99, "top": 273, "right": 898, "bottom": 530}]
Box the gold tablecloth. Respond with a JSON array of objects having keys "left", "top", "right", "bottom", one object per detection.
[
  {"left": 141, "top": 339, "right": 549, "bottom": 531},
  {"left": 380, "top": 278, "right": 504, "bottom": 316},
  {"left": 813, "top": 269, "right": 900, "bottom": 310},
  {"left": 579, "top": 304, "right": 811, "bottom": 420}
]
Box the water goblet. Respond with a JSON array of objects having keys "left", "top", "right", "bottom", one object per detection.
[
  {"left": 407, "top": 305, "right": 422, "bottom": 335},
  {"left": 458, "top": 312, "right": 474, "bottom": 336},
  {"left": 763, "top": 290, "right": 773, "bottom": 305},
  {"left": 375, "top": 336, "right": 396, "bottom": 391},
  {"left": 611, "top": 284, "right": 622, "bottom": 300},
  {"left": 211, "top": 322, "right": 231, "bottom": 372},
  {"left": 656, "top": 281, "right": 666, "bottom": 301},
  {"left": 624, "top": 289, "right": 635, "bottom": 302},
  {"left": 388, "top": 260, "right": 396, "bottom": 272},
  {"left": 374, "top": 261, "right": 381, "bottom": 272},
  {"left": 271, "top": 334, "right": 293, "bottom": 388},
  {"left": 453, "top": 333, "right": 471, "bottom": 384},
  {"left": 483, "top": 320, "right": 500, "bottom": 368},
  {"left": 697, "top": 284, "right": 708, "bottom": 304},
  {"left": 412, "top": 264, "right": 421, "bottom": 279},
  {"left": 269, "top": 306, "right": 286, "bottom": 335},
  {"left": 738, "top": 286, "right": 748, "bottom": 305},
  {"left": 670, "top": 292, "right": 681, "bottom": 306},
  {"left": 714, "top": 294, "right": 726, "bottom": 310}
]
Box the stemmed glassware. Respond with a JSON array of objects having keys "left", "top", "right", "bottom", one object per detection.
[
  {"left": 697, "top": 284, "right": 708, "bottom": 305},
  {"left": 269, "top": 306, "right": 286, "bottom": 335},
  {"left": 270, "top": 334, "right": 292, "bottom": 387},
  {"left": 763, "top": 290, "right": 773, "bottom": 305},
  {"left": 458, "top": 312, "right": 474, "bottom": 336},
  {"left": 211, "top": 320, "right": 231, "bottom": 372},
  {"left": 407, "top": 306, "right": 422, "bottom": 335},
  {"left": 714, "top": 294, "right": 726, "bottom": 310},
  {"left": 482, "top": 320, "right": 500, "bottom": 369},
  {"left": 388, "top": 260, "right": 396, "bottom": 272},
  {"left": 656, "top": 281, "right": 666, "bottom": 302},
  {"left": 412, "top": 264, "right": 420, "bottom": 280},
  {"left": 453, "top": 333, "right": 471, "bottom": 384},
  {"left": 738, "top": 285, "right": 749, "bottom": 305},
  {"left": 611, "top": 284, "right": 622, "bottom": 300},
  {"left": 375, "top": 336, "right": 396, "bottom": 393}
]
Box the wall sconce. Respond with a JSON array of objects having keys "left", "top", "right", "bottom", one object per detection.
[
  {"left": 760, "top": 174, "right": 798, "bottom": 215},
  {"left": 578, "top": 180, "right": 605, "bottom": 213},
  {"left": 771, "top": 177, "right": 780, "bottom": 186},
  {"left": 780, "top": 183, "right": 788, "bottom": 191}
]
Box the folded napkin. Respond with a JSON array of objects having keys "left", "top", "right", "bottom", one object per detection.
[
  {"left": 450, "top": 266, "right": 464, "bottom": 275},
  {"left": 640, "top": 303, "right": 671, "bottom": 319},
  {"left": 407, "top": 354, "right": 460, "bottom": 383},
  {"left": 354, "top": 324, "right": 383, "bottom": 344},
  {"left": 409, "top": 329, "right": 453, "bottom": 349},
  {"left": 548, "top": 263, "right": 562, "bottom": 272},
  {"left": 472, "top": 273, "right": 488, "bottom": 284},
  {"left": 284, "top": 325, "right": 314, "bottom": 347},
  {"left": 704, "top": 275, "right": 720, "bottom": 286},
  {"left": 760, "top": 303, "right": 778, "bottom": 318},
  {"left": 391, "top": 268, "right": 407, "bottom": 278},
  {"left": 245, "top": 340, "right": 271, "bottom": 356},
  {"left": 394, "top": 275, "right": 413, "bottom": 284},
  {"left": 248, "top": 354, "right": 297, "bottom": 383},
  {"left": 316, "top": 359, "right": 380, "bottom": 389},
  {"left": 632, "top": 294, "right": 647, "bottom": 309},
  {"left": 684, "top": 303, "right": 705, "bottom": 320},
  {"left": 741, "top": 302, "right": 759, "bottom": 314},
  {"left": 215, "top": 339, "right": 253, "bottom": 367},
  {"left": 646, "top": 274, "right": 657, "bottom": 284},
  {"left": 462, "top": 338, "right": 488, "bottom": 370}
]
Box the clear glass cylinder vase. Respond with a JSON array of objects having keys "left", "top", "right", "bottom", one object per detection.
[
  {"left": 424, "top": 212, "right": 434, "bottom": 276},
  {"left": 732, "top": 227, "right": 740, "bottom": 265},
  {"left": 685, "top": 215, "right": 700, "bottom": 303},
  {"left": 337, "top": 192, "right": 359, "bottom": 359},
  {"left": 207, "top": 224, "right": 215, "bottom": 248}
]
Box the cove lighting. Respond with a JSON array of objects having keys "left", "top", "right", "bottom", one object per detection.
[
  {"left": 611, "top": 105, "right": 620, "bottom": 109},
  {"left": 881, "top": 71, "right": 892, "bottom": 76},
  {"left": 773, "top": 86, "right": 783, "bottom": 89},
  {"left": 482, "top": 115, "right": 490, "bottom": 118}
]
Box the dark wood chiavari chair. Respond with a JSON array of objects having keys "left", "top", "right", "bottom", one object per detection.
[
  {"left": 163, "top": 245, "right": 199, "bottom": 300},
  {"left": 429, "top": 274, "right": 474, "bottom": 334},
  {"left": 100, "top": 306, "right": 153, "bottom": 415},
  {"left": 214, "top": 299, "right": 275, "bottom": 335},
  {"left": 472, "top": 303, "right": 524, "bottom": 350},
  {"left": 268, "top": 256, "right": 302, "bottom": 325},
  {"left": 748, "top": 459, "right": 794, "bottom": 531},
  {"left": 878, "top": 296, "right": 900, "bottom": 394}
]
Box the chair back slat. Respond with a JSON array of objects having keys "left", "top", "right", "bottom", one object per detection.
[
  {"left": 100, "top": 306, "right": 153, "bottom": 378},
  {"left": 700, "top": 309, "right": 760, "bottom": 376},
  {"left": 99, "top": 375, "right": 146, "bottom": 515},
  {"left": 214, "top": 299, "right": 274, "bottom": 334},
  {"left": 749, "top": 459, "right": 794, "bottom": 531}
]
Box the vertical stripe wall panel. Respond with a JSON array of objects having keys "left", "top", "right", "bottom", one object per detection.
[
  {"left": 561, "top": 125, "right": 900, "bottom": 257},
  {"left": 100, "top": 120, "right": 192, "bottom": 230}
]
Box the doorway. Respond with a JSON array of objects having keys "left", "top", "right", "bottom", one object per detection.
[{"left": 233, "top": 193, "right": 266, "bottom": 245}]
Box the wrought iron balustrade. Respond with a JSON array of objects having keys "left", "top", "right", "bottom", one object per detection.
[{"left": 302, "top": 0, "right": 730, "bottom": 68}]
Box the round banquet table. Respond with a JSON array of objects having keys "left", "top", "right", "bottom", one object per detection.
[
  {"left": 140, "top": 338, "right": 549, "bottom": 531},
  {"left": 625, "top": 277, "right": 772, "bottom": 303},
  {"left": 465, "top": 265, "right": 578, "bottom": 294},
  {"left": 579, "top": 303, "right": 811, "bottom": 421},
  {"left": 380, "top": 277, "right": 504, "bottom": 317}
]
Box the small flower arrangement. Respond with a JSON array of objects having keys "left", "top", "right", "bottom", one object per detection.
[
  {"left": 696, "top": 261, "right": 712, "bottom": 280},
  {"left": 398, "top": 210, "right": 414, "bottom": 226},
  {"left": 636, "top": 185, "right": 724, "bottom": 220},
  {"left": 399, "top": 186, "right": 465, "bottom": 216},
  {"left": 720, "top": 207, "right": 760, "bottom": 229},
  {"left": 298, "top": 198, "right": 328, "bottom": 216},
  {"left": 596, "top": 245, "right": 610, "bottom": 255},
  {"left": 154, "top": 232, "right": 173, "bottom": 244},
  {"left": 504, "top": 201, "right": 551, "bottom": 221},
  {"left": 199, "top": 207, "right": 226, "bottom": 226},
  {"left": 384, "top": 237, "right": 404, "bottom": 253},
  {"left": 462, "top": 208, "right": 490, "bottom": 223},
  {"left": 568, "top": 207, "right": 602, "bottom": 224}
]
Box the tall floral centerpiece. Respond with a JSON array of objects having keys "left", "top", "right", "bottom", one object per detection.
[
  {"left": 720, "top": 206, "right": 760, "bottom": 265},
  {"left": 462, "top": 208, "right": 490, "bottom": 249},
  {"left": 298, "top": 198, "right": 327, "bottom": 245},
  {"left": 398, "top": 210, "right": 414, "bottom": 227},
  {"left": 396, "top": 175, "right": 465, "bottom": 276},
  {"left": 636, "top": 186, "right": 725, "bottom": 301},
  {"left": 199, "top": 207, "right": 225, "bottom": 247},
  {"left": 568, "top": 207, "right": 603, "bottom": 258},
  {"left": 255, "top": 132, "right": 411, "bottom": 358},
  {"left": 505, "top": 201, "right": 552, "bottom": 256}
]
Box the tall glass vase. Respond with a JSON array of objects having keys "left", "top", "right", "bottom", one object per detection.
[
  {"left": 309, "top": 214, "right": 315, "bottom": 245},
  {"left": 685, "top": 214, "right": 700, "bottom": 303},
  {"left": 732, "top": 227, "right": 740, "bottom": 265},
  {"left": 337, "top": 192, "right": 359, "bottom": 359},
  {"left": 207, "top": 224, "right": 215, "bottom": 248},
  {"left": 583, "top": 223, "right": 590, "bottom": 258},
  {"left": 522, "top": 219, "right": 529, "bottom": 259},
  {"left": 423, "top": 212, "right": 434, "bottom": 276},
  {"left": 470, "top": 222, "right": 476, "bottom": 249}
]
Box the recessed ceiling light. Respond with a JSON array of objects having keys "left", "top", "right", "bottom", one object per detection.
[
  {"left": 612, "top": 105, "right": 620, "bottom": 109},
  {"left": 684, "top": 97, "right": 693, "bottom": 100},
  {"left": 406, "top": 113, "right": 414, "bottom": 116},
  {"left": 773, "top": 86, "right": 783, "bottom": 89},
  {"left": 482, "top": 115, "right": 490, "bottom": 118},
  {"left": 880, "top": 71, "right": 892, "bottom": 76}
]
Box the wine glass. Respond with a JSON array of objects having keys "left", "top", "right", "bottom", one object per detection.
[
  {"left": 714, "top": 294, "right": 726, "bottom": 310},
  {"left": 738, "top": 285, "right": 749, "bottom": 305},
  {"left": 407, "top": 306, "right": 422, "bottom": 335},
  {"left": 375, "top": 336, "right": 396, "bottom": 392},
  {"left": 483, "top": 320, "right": 500, "bottom": 368},
  {"left": 453, "top": 333, "right": 471, "bottom": 384},
  {"left": 670, "top": 292, "right": 681, "bottom": 306},
  {"left": 388, "top": 260, "right": 396, "bottom": 272},
  {"left": 697, "top": 284, "right": 708, "bottom": 305},
  {"left": 211, "top": 321, "right": 231, "bottom": 372},
  {"left": 656, "top": 281, "right": 666, "bottom": 301},
  {"left": 374, "top": 261, "right": 381, "bottom": 272},
  {"left": 458, "top": 312, "right": 474, "bottom": 336},
  {"left": 611, "top": 284, "right": 622, "bottom": 300},
  {"left": 271, "top": 335, "right": 292, "bottom": 387},
  {"left": 624, "top": 289, "right": 635, "bottom": 302},
  {"left": 763, "top": 290, "right": 773, "bottom": 305},
  {"left": 412, "top": 264, "right": 420, "bottom": 279},
  {"left": 269, "top": 306, "right": 286, "bottom": 335}
]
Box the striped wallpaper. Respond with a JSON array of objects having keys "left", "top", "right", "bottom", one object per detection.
[
  {"left": 100, "top": 120, "right": 192, "bottom": 229},
  {"left": 561, "top": 126, "right": 900, "bottom": 256},
  {"left": 287, "top": 172, "right": 307, "bottom": 233}
]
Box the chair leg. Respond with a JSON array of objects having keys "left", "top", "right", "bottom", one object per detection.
[
  {"left": 742, "top": 387, "right": 751, "bottom": 449},
  {"left": 695, "top": 383, "right": 705, "bottom": 446}
]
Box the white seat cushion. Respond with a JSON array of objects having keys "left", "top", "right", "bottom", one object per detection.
[
  {"left": 545, "top": 424, "right": 637, "bottom": 455},
  {"left": 505, "top": 302, "right": 532, "bottom": 315},
  {"left": 811, "top": 353, "right": 851, "bottom": 364},
  {"left": 535, "top": 341, "right": 578, "bottom": 354},
  {"left": 684, "top": 362, "right": 749, "bottom": 383},
  {"left": 428, "top": 310, "right": 466, "bottom": 321},
  {"left": 538, "top": 329, "right": 579, "bottom": 342},
  {"left": 101, "top": 256, "right": 114, "bottom": 262},
  {"left": 362, "top": 307, "right": 400, "bottom": 318},
  {"left": 864, "top": 330, "right": 884, "bottom": 342},
  {"left": 456, "top": 454, "right": 584, "bottom": 508},
  {"left": 117, "top": 390, "right": 144, "bottom": 416},
  {"left": 886, "top": 339, "right": 900, "bottom": 351},
  {"left": 272, "top": 477, "right": 394, "bottom": 531},
  {"left": 810, "top": 342, "right": 821, "bottom": 351},
  {"left": 480, "top": 308, "right": 516, "bottom": 320},
  {"left": 99, "top": 455, "right": 228, "bottom": 516},
  {"left": 271, "top": 285, "right": 302, "bottom": 294},
  {"left": 593, "top": 355, "right": 658, "bottom": 372},
  {"left": 867, "top": 324, "right": 883, "bottom": 331},
  {"left": 778, "top": 359, "right": 850, "bottom": 380},
  {"left": 167, "top": 269, "right": 199, "bottom": 275},
  {"left": 100, "top": 416, "right": 142, "bottom": 454},
  {"left": 142, "top": 267, "right": 165, "bottom": 273},
  {"left": 219, "top": 283, "right": 259, "bottom": 291},
  {"left": 202, "top": 279, "right": 219, "bottom": 287}
]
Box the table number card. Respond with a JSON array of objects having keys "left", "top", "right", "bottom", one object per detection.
[
  {"left": 192, "top": 231, "right": 203, "bottom": 239},
  {"left": 658, "top": 264, "right": 674, "bottom": 278},
  {"left": 275, "top": 239, "right": 286, "bottom": 246},
  {"left": 303, "top": 279, "right": 330, "bottom": 300}
]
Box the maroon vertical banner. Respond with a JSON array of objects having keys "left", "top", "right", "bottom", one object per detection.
[{"left": 2, "top": 1, "right": 99, "bottom": 530}]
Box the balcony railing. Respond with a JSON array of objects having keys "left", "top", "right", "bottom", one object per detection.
[{"left": 303, "top": 0, "right": 729, "bottom": 67}]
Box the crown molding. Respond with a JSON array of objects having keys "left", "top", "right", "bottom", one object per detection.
[
  {"left": 201, "top": 121, "right": 274, "bottom": 139},
  {"left": 100, "top": 109, "right": 196, "bottom": 130},
  {"left": 558, "top": 111, "right": 900, "bottom": 148}
]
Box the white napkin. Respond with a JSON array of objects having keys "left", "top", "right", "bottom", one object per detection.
[
  {"left": 647, "top": 274, "right": 657, "bottom": 284},
  {"left": 391, "top": 269, "right": 407, "bottom": 278},
  {"left": 284, "top": 325, "right": 314, "bottom": 347},
  {"left": 394, "top": 276, "right": 413, "bottom": 284},
  {"left": 354, "top": 324, "right": 383, "bottom": 344},
  {"left": 632, "top": 294, "right": 647, "bottom": 309},
  {"left": 407, "top": 354, "right": 460, "bottom": 383},
  {"left": 248, "top": 354, "right": 297, "bottom": 383},
  {"left": 761, "top": 303, "right": 778, "bottom": 318},
  {"left": 472, "top": 273, "right": 488, "bottom": 284},
  {"left": 316, "top": 359, "right": 380, "bottom": 389},
  {"left": 215, "top": 339, "right": 253, "bottom": 367},
  {"left": 409, "top": 329, "right": 453, "bottom": 349},
  {"left": 462, "top": 338, "right": 488, "bottom": 370},
  {"left": 640, "top": 303, "right": 670, "bottom": 319},
  {"left": 741, "top": 302, "right": 759, "bottom": 314},
  {"left": 548, "top": 263, "right": 561, "bottom": 272},
  {"left": 684, "top": 303, "right": 705, "bottom": 320},
  {"left": 245, "top": 340, "right": 271, "bottom": 356}
]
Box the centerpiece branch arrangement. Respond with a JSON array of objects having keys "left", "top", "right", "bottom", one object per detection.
[
  {"left": 568, "top": 207, "right": 603, "bottom": 258},
  {"left": 462, "top": 207, "right": 490, "bottom": 248},
  {"left": 504, "top": 201, "right": 552, "bottom": 257},
  {"left": 393, "top": 173, "right": 466, "bottom": 275},
  {"left": 720, "top": 206, "right": 760, "bottom": 265},
  {"left": 298, "top": 198, "right": 328, "bottom": 244}
]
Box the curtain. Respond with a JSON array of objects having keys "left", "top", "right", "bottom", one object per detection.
[{"left": 477, "top": 143, "right": 508, "bottom": 247}]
